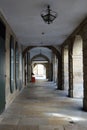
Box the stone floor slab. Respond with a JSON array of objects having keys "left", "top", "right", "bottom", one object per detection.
[
  {"left": 0, "top": 81, "right": 87, "bottom": 130},
  {"left": 17, "top": 125, "right": 39, "bottom": 130}
]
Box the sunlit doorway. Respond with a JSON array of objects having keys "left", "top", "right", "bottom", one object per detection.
[{"left": 33, "top": 64, "right": 46, "bottom": 80}]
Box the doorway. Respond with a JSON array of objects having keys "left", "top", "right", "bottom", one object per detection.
[{"left": 33, "top": 64, "right": 46, "bottom": 80}]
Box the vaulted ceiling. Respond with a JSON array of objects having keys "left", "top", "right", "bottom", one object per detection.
[
  {"left": 0, "top": 0, "right": 87, "bottom": 46},
  {"left": 30, "top": 47, "right": 52, "bottom": 62}
]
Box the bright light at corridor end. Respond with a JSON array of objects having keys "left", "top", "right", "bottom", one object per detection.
[{"left": 33, "top": 64, "right": 46, "bottom": 80}]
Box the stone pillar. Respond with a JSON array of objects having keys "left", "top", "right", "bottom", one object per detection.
[
  {"left": 55, "top": 57, "right": 59, "bottom": 88},
  {"left": 46, "top": 63, "right": 49, "bottom": 80},
  {"left": 52, "top": 54, "right": 55, "bottom": 82},
  {"left": 61, "top": 47, "right": 64, "bottom": 90},
  {"left": 24, "top": 52, "right": 29, "bottom": 86},
  {"left": 58, "top": 57, "right": 62, "bottom": 90},
  {"left": 53, "top": 55, "right": 58, "bottom": 84},
  {"left": 23, "top": 57, "right": 25, "bottom": 86},
  {"left": 83, "top": 42, "right": 87, "bottom": 110},
  {"left": 82, "top": 35, "right": 87, "bottom": 111},
  {"left": 52, "top": 50, "right": 62, "bottom": 90},
  {"left": 19, "top": 46, "right": 23, "bottom": 90},
  {"left": 72, "top": 35, "right": 83, "bottom": 98},
  {"left": 54, "top": 55, "right": 58, "bottom": 83},
  {"left": 26, "top": 52, "right": 28, "bottom": 85},
  {"left": 24, "top": 55, "right": 26, "bottom": 86},
  {"left": 50, "top": 63, "right": 53, "bottom": 81},
  {"left": 48, "top": 63, "right": 52, "bottom": 81},
  {"left": 27, "top": 52, "right": 31, "bottom": 83},
  {"left": 29, "top": 63, "right": 31, "bottom": 82},
  {"left": 68, "top": 39, "right": 74, "bottom": 97}
]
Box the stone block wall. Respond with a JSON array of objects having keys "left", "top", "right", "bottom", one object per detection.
[
  {"left": 0, "top": 11, "right": 23, "bottom": 108},
  {"left": 62, "top": 17, "right": 87, "bottom": 110}
]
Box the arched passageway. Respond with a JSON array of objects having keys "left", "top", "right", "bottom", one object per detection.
[
  {"left": 62, "top": 35, "right": 83, "bottom": 99},
  {"left": 23, "top": 46, "right": 62, "bottom": 89},
  {"left": 31, "top": 53, "right": 50, "bottom": 81},
  {"left": 33, "top": 64, "right": 46, "bottom": 80}
]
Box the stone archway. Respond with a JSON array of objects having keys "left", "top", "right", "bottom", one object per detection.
[
  {"left": 22, "top": 46, "right": 62, "bottom": 89},
  {"left": 31, "top": 53, "right": 51, "bottom": 81},
  {"left": 31, "top": 53, "right": 50, "bottom": 62}
]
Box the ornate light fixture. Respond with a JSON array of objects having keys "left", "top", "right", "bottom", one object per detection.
[{"left": 41, "top": 5, "right": 57, "bottom": 24}]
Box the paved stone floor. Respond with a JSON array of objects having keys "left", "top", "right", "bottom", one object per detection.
[{"left": 0, "top": 80, "right": 87, "bottom": 130}]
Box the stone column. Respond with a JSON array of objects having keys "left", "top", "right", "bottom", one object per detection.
[
  {"left": 19, "top": 46, "right": 23, "bottom": 90},
  {"left": 48, "top": 62, "right": 52, "bottom": 81},
  {"left": 61, "top": 47, "right": 64, "bottom": 90},
  {"left": 45, "top": 63, "right": 49, "bottom": 80},
  {"left": 54, "top": 56, "right": 58, "bottom": 88},
  {"left": 27, "top": 52, "right": 31, "bottom": 83},
  {"left": 24, "top": 55, "right": 26, "bottom": 86},
  {"left": 52, "top": 50, "right": 62, "bottom": 90},
  {"left": 82, "top": 30, "right": 87, "bottom": 111},
  {"left": 68, "top": 39, "right": 74, "bottom": 97},
  {"left": 50, "top": 63, "right": 53, "bottom": 81},
  {"left": 26, "top": 52, "right": 28, "bottom": 85},
  {"left": 24, "top": 52, "right": 29, "bottom": 86},
  {"left": 58, "top": 52, "right": 62, "bottom": 90},
  {"left": 52, "top": 54, "right": 55, "bottom": 82},
  {"left": 54, "top": 55, "right": 57, "bottom": 83},
  {"left": 83, "top": 41, "right": 87, "bottom": 110}
]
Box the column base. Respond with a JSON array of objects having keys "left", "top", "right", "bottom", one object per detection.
[
  {"left": 68, "top": 89, "right": 73, "bottom": 98},
  {"left": 83, "top": 98, "right": 87, "bottom": 111}
]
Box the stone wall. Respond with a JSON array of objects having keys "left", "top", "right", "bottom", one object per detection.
[
  {"left": 62, "top": 17, "right": 87, "bottom": 110},
  {"left": 0, "top": 11, "right": 23, "bottom": 108}
]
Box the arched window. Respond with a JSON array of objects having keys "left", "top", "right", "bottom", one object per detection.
[
  {"left": 0, "top": 19, "right": 6, "bottom": 113},
  {"left": 15, "top": 42, "right": 19, "bottom": 89},
  {"left": 10, "top": 35, "right": 14, "bottom": 93}
]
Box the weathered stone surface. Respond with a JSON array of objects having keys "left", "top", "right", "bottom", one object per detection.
[
  {"left": 0, "top": 81, "right": 87, "bottom": 129},
  {"left": 0, "top": 11, "right": 23, "bottom": 110}
]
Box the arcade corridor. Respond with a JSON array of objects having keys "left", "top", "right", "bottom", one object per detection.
[
  {"left": 1, "top": 1, "right": 87, "bottom": 130},
  {"left": 0, "top": 80, "right": 87, "bottom": 130}
]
